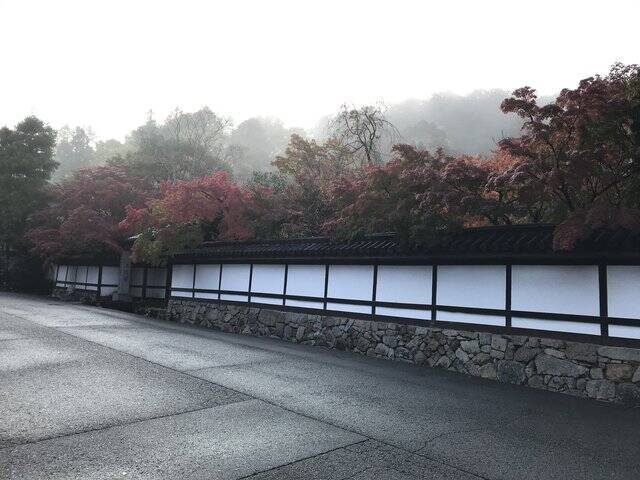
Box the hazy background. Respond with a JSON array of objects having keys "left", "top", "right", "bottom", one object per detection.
[{"left": 1, "top": 0, "right": 639, "bottom": 176}]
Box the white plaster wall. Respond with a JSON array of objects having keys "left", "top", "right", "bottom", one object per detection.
[
  {"left": 326, "top": 302, "right": 372, "bottom": 315},
  {"left": 437, "top": 265, "right": 505, "bottom": 309},
  {"left": 87, "top": 266, "right": 99, "bottom": 284},
  {"left": 194, "top": 291, "right": 217, "bottom": 300},
  {"left": 57, "top": 265, "right": 67, "bottom": 282},
  {"left": 101, "top": 266, "right": 118, "bottom": 284},
  {"left": 511, "top": 265, "right": 599, "bottom": 316},
  {"left": 609, "top": 325, "right": 640, "bottom": 340},
  {"left": 66, "top": 266, "right": 78, "bottom": 284},
  {"left": 220, "top": 293, "right": 248, "bottom": 302},
  {"left": 171, "top": 264, "right": 194, "bottom": 289},
  {"left": 252, "top": 295, "right": 282, "bottom": 306},
  {"left": 436, "top": 310, "right": 505, "bottom": 326},
  {"left": 220, "top": 264, "right": 251, "bottom": 292},
  {"left": 194, "top": 264, "right": 220, "bottom": 290},
  {"left": 607, "top": 266, "right": 640, "bottom": 319},
  {"left": 327, "top": 265, "right": 374, "bottom": 301},
  {"left": 512, "top": 317, "right": 600, "bottom": 335},
  {"left": 286, "top": 265, "right": 326, "bottom": 298},
  {"left": 101, "top": 266, "right": 120, "bottom": 292},
  {"left": 376, "top": 265, "right": 432, "bottom": 304},
  {"left": 252, "top": 264, "right": 285, "bottom": 294},
  {"left": 376, "top": 306, "right": 429, "bottom": 320},
  {"left": 76, "top": 266, "right": 88, "bottom": 285},
  {"left": 172, "top": 290, "right": 192, "bottom": 298},
  {"left": 285, "top": 299, "right": 324, "bottom": 310}
]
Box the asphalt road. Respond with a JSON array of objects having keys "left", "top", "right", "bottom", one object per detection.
[{"left": 1, "top": 293, "right": 639, "bottom": 480}]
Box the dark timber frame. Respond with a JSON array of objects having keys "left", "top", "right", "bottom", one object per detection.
[{"left": 129, "top": 265, "right": 169, "bottom": 300}]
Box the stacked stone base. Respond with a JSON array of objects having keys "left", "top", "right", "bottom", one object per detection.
[
  {"left": 52, "top": 287, "right": 98, "bottom": 304},
  {"left": 168, "top": 300, "right": 640, "bottom": 405}
]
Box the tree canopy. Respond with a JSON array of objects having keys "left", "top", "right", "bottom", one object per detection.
[{"left": 18, "top": 63, "right": 640, "bottom": 267}]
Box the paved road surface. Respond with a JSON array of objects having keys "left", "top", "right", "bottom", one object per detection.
[{"left": 1, "top": 293, "right": 638, "bottom": 479}]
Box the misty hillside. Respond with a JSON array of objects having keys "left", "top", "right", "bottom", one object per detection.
[{"left": 51, "top": 88, "right": 554, "bottom": 180}]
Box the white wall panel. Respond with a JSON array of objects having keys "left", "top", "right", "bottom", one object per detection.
[
  {"left": 376, "top": 306, "right": 429, "bottom": 320},
  {"left": 286, "top": 265, "right": 326, "bottom": 298},
  {"left": 376, "top": 265, "right": 432, "bottom": 304},
  {"left": 609, "top": 325, "right": 640, "bottom": 340},
  {"left": 171, "top": 264, "right": 194, "bottom": 289},
  {"left": 194, "top": 264, "right": 220, "bottom": 290},
  {"left": 252, "top": 295, "right": 282, "bottom": 305},
  {"left": 437, "top": 265, "right": 505, "bottom": 309},
  {"left": 285, "top": 299, "right": 324, "bottom": 310},
  {"left": 512, "top": 265, "right": 599, "bottom": 316},
  {"left": 607, "top": 266, "right": 640, "bottom": 319},
  {"left": 328, "top": 265, "right": 374, "bottom": 301},
  {"left": 131, "top": 267, "right": 144, "bottom": 286},
  {"left": 57, "top": 265, "right": 68, "bottom": 282},
  {"left": 67, "top": 266, "right": 78, "bottom": 284},
  {"left": 194, "top": 291, "right": 218, "bottom": 300},
  {"left": 220, "top": 293, "right": 248, "bottom": 302},
  {"left": 252, "top": 264, "right": 285, "bottom": 294},
  {"left": 220, "top": 264, "right": 251, "bottom": 292},
  {"left": 436, "top": 310, "right": 505, "bottom": 326},
  {"left": 87, "top": 266, "right": 99, "bottom": 284},
  {"left": 512, "top": 317, "right": 600, "bottom": 335},
  {"left": 326, "top": 302, "right": 372, "bottom": 315},
  {"left": 171, "top": 291, "right": 191, "bottom": 298},
  {"left": 100, "top": 286, "right": 117, "bottom": 297},
  {"left": 76, "top": 266, "right": 88, "bottom": 285},
  {"left": 102, "top": 266, "right": 119, "bottom": 286}
]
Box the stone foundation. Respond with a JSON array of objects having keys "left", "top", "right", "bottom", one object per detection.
[
  {"left": 168, "top": 300, "right": 640, "bottom": 405},
  {"left": 52, "top": 287, "right": 98, "bottom": 304}
]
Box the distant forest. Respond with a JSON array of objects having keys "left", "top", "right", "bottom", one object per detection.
[{"left": 52, "top": 89, "right": 542, "bottom": 182}]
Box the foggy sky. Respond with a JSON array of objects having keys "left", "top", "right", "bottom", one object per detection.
[{"left": 1, "top": 0, "right": 638, "bottom": 140}]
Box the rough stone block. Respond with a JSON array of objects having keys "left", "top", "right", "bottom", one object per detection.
[
  {"left": 491, "top": 336, "right": 507, "bottom": 352},
  {"left": 586, "top": 379, "right": 616, "bottom": 400},
  {"left": 460, "top": 340, "right": 480, "bottom": 354},
  {"left": 535, "top": 354, "right": 588, "bottom": 378},
  {"left": 565, "top": 342, "right": 598, "bottom": 363},
  {"left": 598, "top": 346, "right": 640, "bottom": 363},
  {"left": 514, "top": 347, "right": 540, "bottom": 363},
  {"left": 605, "top": 363, "right": 636, "bottom": 382},
  {"left": 455, "top": 348, "right": 470, "bottom": 363},
  {"left": 479, "top": 363, "right": 497, "bottom": 380},
  {"left": 496, "top": 360, "right": 527, "bottom": 385}
]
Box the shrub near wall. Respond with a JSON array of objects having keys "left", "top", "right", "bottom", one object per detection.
[{"left": 168, "top": 299, "right": 640, "bottom": 405}]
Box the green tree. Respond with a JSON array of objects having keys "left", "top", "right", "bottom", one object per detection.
[
  {"left": 115, "top": 108, "right": 232, "bottom": 183},
  {"left": 52, "top": 126, "right": 95, "bottom": 180},
  {"left": 0, "top": 116, "right": 57, "bottom": 288}
]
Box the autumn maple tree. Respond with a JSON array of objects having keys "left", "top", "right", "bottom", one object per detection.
[
  {"left": 498, "top": 63, "right": 640, "bottom": 249},
  {"left": 27, "top": 165, "right": 152, "bottom": 262},
  {"left": 120, "top": 171, "right": 252, "bottom": 264}
]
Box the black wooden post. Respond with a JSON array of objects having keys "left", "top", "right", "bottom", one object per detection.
[
  {"left": 371, "top": 264, "right": 378, "bottom": 319},
  {"left": 323, "top": 264, "right": 330, "bottom": 310},
  {"left": 282, "top": 264, "right": 288, "bottom": 306},
  {"left": 431, "top": 265, "right": 438, "bottom": 326},
  {"left": 599, "top": 264, "right": 609, "bottom": 339},
  {"left": 505, "top": 264, "right": 512, "bottom": 329}
]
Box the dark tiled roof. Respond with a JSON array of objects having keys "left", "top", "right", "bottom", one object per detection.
[{"left": 172, "top": 225, "right": 640, "bottom": 262}]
